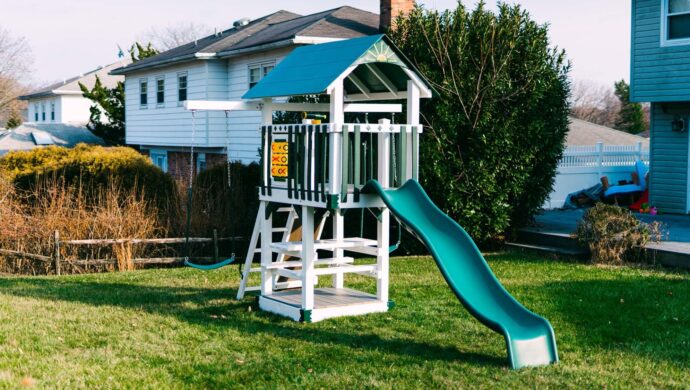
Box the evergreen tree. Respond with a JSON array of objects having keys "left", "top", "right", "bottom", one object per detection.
[
  {"left": 614, "top": 80, "right": 647, "bottom": 134},
  {"left": 80, "top": 43, "right": 159, "bottom": 146},
  {"left": 6, "top": 112, "right": 21, "bottom": 129},
  {"left": 390, "top": 2, "right": 571, "bottom": 243}
]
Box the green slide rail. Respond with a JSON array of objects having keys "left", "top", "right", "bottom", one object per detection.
[{"left": 362, "top": 179, "right": 558, "bottom": 369}]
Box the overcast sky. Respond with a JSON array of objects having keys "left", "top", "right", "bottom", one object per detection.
[{"left": 1, "top": 0, "right": 630, "bottom": 88}]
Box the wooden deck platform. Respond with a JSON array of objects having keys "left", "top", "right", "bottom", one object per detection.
[{"left": 259, "top": 287, "right": 390, "bottom": 323}]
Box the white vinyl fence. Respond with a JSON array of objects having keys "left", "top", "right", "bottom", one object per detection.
[{"left": 544, "top": 142, "right": 650, "bottom": 209}]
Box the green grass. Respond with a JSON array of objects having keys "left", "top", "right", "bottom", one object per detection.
[{"left": 0, "top": 252, "right": 688, "bottom": 388}]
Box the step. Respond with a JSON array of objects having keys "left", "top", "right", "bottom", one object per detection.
[
  {"left": 270, "top": 238, "right": 378, "bottom": 254},
  {"left": 517, "top": 229, "right": 582, "bottom": 251},
  {"left": 275, "top": 264, "right": 378, "bottom": 279},
  {"left": 265, "top": 257, "right": 355, "bottom": 270},
  {"left": 505, "top": 242, "right": 589, "bottom": 259}
]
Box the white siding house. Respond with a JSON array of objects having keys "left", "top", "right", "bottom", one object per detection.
[
  {"left": 21, "top": 62, "right": 126, "bottom": 125},
  {"left": 111, "top": 6, "right": 381, "bottom": 179}
]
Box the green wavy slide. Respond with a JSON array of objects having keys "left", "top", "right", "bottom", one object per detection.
[{"left": 362, "top": 179, "right": 558, "bottom": 369}]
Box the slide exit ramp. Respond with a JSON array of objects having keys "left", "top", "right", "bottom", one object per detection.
[{"left": 362, "top": 179, "right": 558, "bottom": 369}]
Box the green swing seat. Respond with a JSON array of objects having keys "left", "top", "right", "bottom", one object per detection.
[{"left": 184, "top": 255, "right": 237, "bottom": 271}]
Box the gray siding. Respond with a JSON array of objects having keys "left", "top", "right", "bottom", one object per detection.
[
  {"left": 649, "top": 103, "right": 688, "bottom": 213},
  {"left": 631, "top": 0, "right": 690, "bottom": 102}
]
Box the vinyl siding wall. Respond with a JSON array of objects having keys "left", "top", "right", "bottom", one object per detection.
[
  {"left": 125, "top": 62, "right": 210, "bottom": 148},
  {"left": 124, "top": 47, "right": 294, "bottom": 163},
  {"left": 631, "top": 0, "right": 690, "bottom": 102},
  {"left": 649, "top": 103, "right": 689, "bottom": 213},
  {"left": 224, "top": 47, "right": 293, "bottom": 162}
]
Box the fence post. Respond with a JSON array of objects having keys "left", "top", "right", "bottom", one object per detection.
[
  {"left": 636, "top": 141, "right": 642, "bottom": 162},
  {"left": 53, "top": 230, "right": 61, "bottom": 276},
  {"left": 213, "top": 229, "right": 219, "bottom": 261},
  {"left": 596, "top": 142, "right": 604, "bottom": 178}
]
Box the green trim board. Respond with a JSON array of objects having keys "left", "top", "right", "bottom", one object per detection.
[{"left": 243, "top": 34, "right": 434, "bottom": 99}]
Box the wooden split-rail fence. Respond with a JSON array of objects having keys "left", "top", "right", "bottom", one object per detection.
[{"left": 0, "top": 229, "right": 243, "bottom": 275}]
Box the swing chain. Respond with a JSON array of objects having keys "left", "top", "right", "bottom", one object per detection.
[{"left": 224, "top": 110, "right": 232, "bottom": 188}]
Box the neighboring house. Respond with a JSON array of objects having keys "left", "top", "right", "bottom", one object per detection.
[
  {"left": 631, "top": 0, "right": 690, "bottom": 214},
  {"left": 19, "top": 62, "right": 126, "bottom": 125},
  {"left": 567, "top": 118, "right": 650, "bottom": 148},
  {"left": 0, "top": 123, "right": 104, "bottom": 157},
  {"left": 545, "top": 118, "right": 650, "bottom": 209},
  {"left": 111, "top": 1, "right": 409, "bottom": 179}
]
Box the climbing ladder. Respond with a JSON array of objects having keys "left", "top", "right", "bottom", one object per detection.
[{"left": 236, "top": 202, "right": 329, "bottom": 300}]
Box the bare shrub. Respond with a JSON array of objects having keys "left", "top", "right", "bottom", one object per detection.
[
  {"left": 0, "top": 176, "right": 165, "bottom": 274},
  {"left": 576, "top": 203, "right": 662, "bottom": 264}
]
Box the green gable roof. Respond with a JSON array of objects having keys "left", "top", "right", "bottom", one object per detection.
[{"left": 243, "top": 34, "right": 431, "bottom": 99}]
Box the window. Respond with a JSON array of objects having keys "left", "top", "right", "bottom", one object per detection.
[
  {"left": 196, "top": 153, "right": 206, "bottom": 173},
  {"left": 50, "top": 102, "right": 55, "bottom": 121},
  {"left": 41, "top": 103, "right": 45, "bottom": 121},
  {"left": 178, "top": 73, "right": 188, "bottom": 103},
  {"left": 248, "top": 61, "right": 275, "bottom": 88},
  {"left": 34, "top": 104, "right": 38, "bottom": 122},
  {"left": 150, "top": 150, "right": 168, "bottom": 173},
  {"left": 156, "top": 77, "right": 165, "bottom": 105},
  {"left": 663, "top": 0, "right": 690, "bottom": 45},
  {"left": 140, "top": 79, "right": 148, "bottom": 107}
]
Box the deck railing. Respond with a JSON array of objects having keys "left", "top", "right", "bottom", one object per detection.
[
  {"left": 559, "top": 142, "right": 649, "bottom": 168},
  {"left": 260, "top": 123, "right": 422, "bottom": 207}
]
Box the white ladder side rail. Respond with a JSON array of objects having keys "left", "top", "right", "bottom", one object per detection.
[{"left": 236, "top": 204, "right": 299, "bottom": 300}]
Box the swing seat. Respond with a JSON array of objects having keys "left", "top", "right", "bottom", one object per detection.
[{"left": 185, "top": 255, "right": 237, "bottom": 271}]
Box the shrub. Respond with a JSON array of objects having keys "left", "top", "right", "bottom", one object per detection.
[
  {"left": 575, "top": 203, "right": 661, "bottom": 264},
  {"left": 390, "top": 3, "right": 571, "bottom": 244},
  {"left": 187, "top": 162, "right": 261, "bottom": 240},
  {"left": 0, "top": 176, "right": 164, "bottom": 274},
  {"left": 0, "top": 144, "right": 178, "bottom": 211}
]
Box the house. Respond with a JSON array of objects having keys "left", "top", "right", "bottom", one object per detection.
[
  {"left": 567, "top": 117, "right": 650, "bottom": 148},
  {"left": 631, "top": 0, "right": 690, "bottom": 214},
  {"left": 19, "top": 62, "right": 126, "bottom": 125},
  {"left": 110, "top": 1, "right": 412, "bottom": 179}
]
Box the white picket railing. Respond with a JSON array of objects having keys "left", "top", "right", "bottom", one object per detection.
[
  {"left": 545, "top": 142, "right": 650, "bottom": 209},
  {"left": 559, "top": 141, "right": 649, "bottom": 168}
]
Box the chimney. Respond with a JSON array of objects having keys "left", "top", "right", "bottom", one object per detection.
[{"left": 380, "top": 0, "right": 415, "bottom": 32}]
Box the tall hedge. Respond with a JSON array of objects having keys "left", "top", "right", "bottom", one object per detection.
[
  {"left": 0, "top": 144, "right": 177, "bottom": 208},
  {"left": 390, "top": 2, "right": 571, "bottom": 243}
]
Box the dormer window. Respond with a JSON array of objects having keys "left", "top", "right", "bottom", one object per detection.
[{"left": 663, "top": 0, "right": 690, "bottom": 45}]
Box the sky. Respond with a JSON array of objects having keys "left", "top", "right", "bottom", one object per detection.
[{"left": 0, "top": 0, "right": 630, "bottom": 88}]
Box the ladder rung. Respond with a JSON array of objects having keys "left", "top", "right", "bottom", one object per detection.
[
  {"left": 265, "top": 257, "right": 354, "bottom": 270},
  {"left": 272, "top": 228, "right": 289, "bottom": 233},
  {"left": 277, "top": 207, "right": 295, "bottom": 213}
]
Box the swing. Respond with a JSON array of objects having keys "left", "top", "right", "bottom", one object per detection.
[{"left": 184, "top": 110, "right": 237, "bottom": 270}]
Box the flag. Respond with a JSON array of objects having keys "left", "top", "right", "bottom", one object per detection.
[{"left": 117, "top": 44, "right": 125, "bottom": 59}]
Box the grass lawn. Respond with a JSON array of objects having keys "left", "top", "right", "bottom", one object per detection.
[{"left": 0, "top": 252, "right": 688, "bottom": 388}]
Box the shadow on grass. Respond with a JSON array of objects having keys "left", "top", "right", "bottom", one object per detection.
[
  {"left": 537, "top": 275, "right": 690, "bottom": 367},
  {"left": 0, "top": 277, "right": 505, "bottom": 368}
]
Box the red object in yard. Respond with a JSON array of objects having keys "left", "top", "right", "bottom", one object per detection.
[{"left": 629, "top": 189, "right": 649, "bottom": 211}]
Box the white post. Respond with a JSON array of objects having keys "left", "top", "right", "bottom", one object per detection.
[
  {"left": 596, "top": 142, "right": 604, "bottom": 178},
  {"left": 261, "top": 98, "right": 273, "bottom": 124},
  {"left": 329, "top": 80, "right": 346, "bottom": 289},
  {"left": 260, "top": 202, "right": 273, "bottom": 296},
  {"left": 407, "top": 81, "right": 420, "bottom": 181},
  {"left": 301, "top": 206, "right": 316, "bottom": 311},
  {"left": 377, "top": 128, "right": 391, "bottom": 303},
  {"left": 332, "top": 210, "right": 345, "bottom": 289}
]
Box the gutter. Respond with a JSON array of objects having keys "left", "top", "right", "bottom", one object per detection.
[
  {"left": 216, "top": 36, "right": 346, "bottom": 58},
  {"left": 109, "top": 53, "right": 207, "bottom": 76}
]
